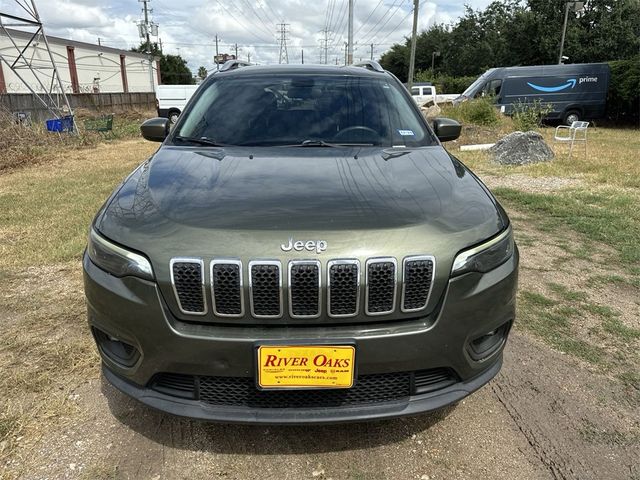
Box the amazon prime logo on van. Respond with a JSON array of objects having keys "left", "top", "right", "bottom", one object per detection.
[{"left": 527, "top": 78, "right": 576, "bottom": 93}]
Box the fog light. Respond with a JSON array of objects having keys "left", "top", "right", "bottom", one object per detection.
[
  {"left": 92, "top": 327, "right": 140, "bottom": 368},
  {"left": 467, "top": 321, "right": 511, "bottom": 361}
]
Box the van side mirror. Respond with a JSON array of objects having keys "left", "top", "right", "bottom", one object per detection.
[
  {"left": 141, "top": 117, "right": 170, "bottom": 142},
  {"left": 432, "top": 118, "right": 462, "bottom": 142}
]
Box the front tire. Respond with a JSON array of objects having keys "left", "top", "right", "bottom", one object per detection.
[
  {"left": 563, "top": 110, "right": 580, "bottom": 125},
  {"left": 168, "top": 109, "right": 181, "bottom": 125}
]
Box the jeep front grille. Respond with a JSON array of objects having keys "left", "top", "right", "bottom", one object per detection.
[
  {"left": 328, "top": 260, "right": 360, "bottom": 317},
  {"left": 211, "top": 260, "right": 243, "bottom": 317},
  {"left": 249, "top": 261, "right": 283, "bottom": 318},
  {"left": 365, "top": 258, "right": 397, "bottom": 315},
  {"left": 169, "top": 255, "right": 436, "bottom": 320},
  {"left": 170, "top": 259, "right": 206, "bottom": 315},
  {"left": 401, "top": 256, "right": 435, "bottom": 312},
  {"left": 289, "top": 261, "right": 321, "bottom": 318}
]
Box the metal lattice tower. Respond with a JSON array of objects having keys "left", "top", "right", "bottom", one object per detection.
[
  {"left": 0, "top": 0, "right": 73, "bottom": 119},
  {"left": 277, "top": 23, "right": 289, "bottom": 65},
  {"left": 319, "top": 27, "right": 331, "bottom": 64}
]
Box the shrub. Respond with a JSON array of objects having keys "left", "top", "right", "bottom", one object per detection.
[
  {"left": 608, "top": 56, "right": 640, "bottom": 124},
  {"left": 440, "top": 97, "right": 500, "bottom": 126},
  {"left": 511, "top": 99, "right": 553, "bottom": 131}
]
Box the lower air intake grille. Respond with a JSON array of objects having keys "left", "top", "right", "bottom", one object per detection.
[
  {"left": 211, "top": 262, "right": 243, "bottom": 316},
  {"left": 402, "top": 257, "right": 435, "bottom": 312},
  {"left": 289, "top": 262, "right": 320, "bottom": 317},
  {"left": 328, "top": 261, "right": 359, "bottom": 317},
  {"left": 250, "top": 262, "right": 282, "bottom": 317},
  {"left": 414, "top": 368, "right": 457, "bottom": 394},
  {"left": 151, "top": 372, "right": 196, "bottom": 399},
  {"left": 150, "top": 368, "right": 458, "bottom": 409},
  {"left": 171, "top": 260, "right": 205, "bottom": 314},
  {"left": 366, "top": 259, "right": 397, "bottom": 314}
]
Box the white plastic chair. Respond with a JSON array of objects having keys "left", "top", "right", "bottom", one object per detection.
[{"left": 554, "top": 121, "right": 589, "bottom": 158}]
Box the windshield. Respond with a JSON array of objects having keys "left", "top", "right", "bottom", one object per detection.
[
  {"left": 461, "top": 69, "right": 495, "bottom": 98},
  {"left": 174, "top": 74, "right": 434, "bottom": 147}
]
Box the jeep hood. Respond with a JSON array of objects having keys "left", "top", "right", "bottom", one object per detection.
[{"left": 99, "top": 145, "right": 502, "bottom": 234}]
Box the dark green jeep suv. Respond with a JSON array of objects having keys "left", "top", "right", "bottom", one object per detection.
[{"left": 83, "top": 61, "right": 518, "bottom": 423}]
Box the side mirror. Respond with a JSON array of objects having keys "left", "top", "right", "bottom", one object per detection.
[
  {"left": 432, "top": 117, "right": 462, "bottom": 142},
  {"left": 140, "top": 117, "right": 169, "bottom": 142}
]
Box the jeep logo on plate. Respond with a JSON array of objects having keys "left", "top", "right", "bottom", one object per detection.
[{"left": 281, "top": 238, "right": 328, "bottom": 254}]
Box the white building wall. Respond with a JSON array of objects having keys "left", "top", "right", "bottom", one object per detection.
[{"left": 0, "top": 30, "right": 156, "bottom": 94}]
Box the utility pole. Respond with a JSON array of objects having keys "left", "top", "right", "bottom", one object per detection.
[
  {"left": 370, "top": 43, "right": 374, "bottom": 60},
  {"left": 247, "top": 52, "right": 251, "bottom": 62},
  {"left": 215, "top": 34, "right": 219, "bottom": 70},
  {"left": 98, "top": 37, "right": 101, "bottom": 46},
  {"left": 301, "top": 49, "right": 304, "bottom": 64},
  {"left": 344, "top": 42, "right": 348, "bottom": 65},
  {"left": 235, "top": 43, "right": 238, "bottom": 60},
  {"left": 277, "top": 23, "right": 290, "bottom": 64},
  {"left": 137, "top": 0, "right": 157, "bottom": 90},
  {"left": 159, "top": 37, "right": 163, "bottom": 53},
  {"left": 407, "top": 0, "right": 420, "bottom": 91},
  {"left": 431, "top": 51, "right": 440, "bottom": 75},
  {"left": 558, "top": 1, "right": 583, "bottom": 64},
  {"left": 347, "top": 0, "right": 354, "bottom": 64}
]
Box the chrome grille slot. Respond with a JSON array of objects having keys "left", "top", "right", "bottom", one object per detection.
[
  {"left": 289, "top": 261, "right": 321, "bottom": 318},
  {"left": 211, "top": 260, "right": 243, "bottom": 317},
  {"left": 365, "top": 258, "right": 397, "bottom": 315},
  {"left": 402, "top": 256, "right": 435, "bottom": 312},
  {"left": 328, "top": 260, "right": 360, "bottom": 317},
  {"left": 249, "top": 261, "right": 282, "bottom": 318},
  {"left": 170, "top": 259, "right": 206, "bottom": 315}
]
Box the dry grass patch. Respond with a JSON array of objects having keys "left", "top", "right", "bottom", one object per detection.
[
  {"left": 0, "top": 138, "right": 155, "bottom": 472},
  {"left": 453, "top": 126, "right": 640, "bottom": 190},
  {"left": 0, "top": 140, "right": 156, "bottom": 270}
]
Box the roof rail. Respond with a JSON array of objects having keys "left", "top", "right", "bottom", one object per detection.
[
  {"left": 352, "top": 60, "right": 385, "bottom": 73},
  {"left": 218, "top": 60, "right": 253, "bottom": 72}
]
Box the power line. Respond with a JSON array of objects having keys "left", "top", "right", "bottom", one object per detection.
[
  {"left": 359, "top": 0, "right": 408, "bottom": 46},
  {"left": 375, "top": 1, "right": 419, "bottom": 45},
  {"left": 212, "top": 0, "right": 272, "bottom": 43},
  {"left": 353, "top": 0, "right": 384, "bottom": 38},
  {"left": 238, "top": 0, "right": 276, "bottom": 39},
  {"left": 358, "top": 0, "right": 404, "bottom": 44}
]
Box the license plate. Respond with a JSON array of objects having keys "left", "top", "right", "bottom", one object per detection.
[{"left": 257, "top": 345, "right": 355, "bottom": 389}]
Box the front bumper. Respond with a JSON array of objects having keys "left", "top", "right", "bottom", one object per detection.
[{"left": 84, "top": 248, "right": 518, "bottom": 424}]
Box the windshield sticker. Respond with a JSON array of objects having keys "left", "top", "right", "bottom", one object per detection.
[{"left": 398, "top": 129, "right": 415, "bottom": 136}]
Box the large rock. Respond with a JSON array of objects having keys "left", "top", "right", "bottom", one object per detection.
[
  {"left": 421, "top": 104, "right": 441, "bottom": 119},
  {"left": 489, "top": 131, "right": 554, "bottom": 166}
]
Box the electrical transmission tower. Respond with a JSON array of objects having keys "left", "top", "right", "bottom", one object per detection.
[
  {"left": 277, "top": 23, "right": 289, "bottom": 65},
  {"left": 319, "top": 27, "right": 331, "bottom": 64},
  {"left": 0, "top": 0, "right": 72, "bottom": 119}
]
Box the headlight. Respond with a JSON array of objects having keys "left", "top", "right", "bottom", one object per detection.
[
  {"left": 451, "top": 227, "right": 514, "bottom": 276},
  {"left": 87, "top": 228, "right": 154, "bottom": 280}
]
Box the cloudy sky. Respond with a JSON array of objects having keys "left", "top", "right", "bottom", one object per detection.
[{"left": 5, "top": 0, "right": 492, "bottom": 71}]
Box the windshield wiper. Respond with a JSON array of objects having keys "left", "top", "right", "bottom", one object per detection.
[
  {"left": 173, "top": 136, "right": 227, "bottom": 147},
  {"left": 284, "top": 140, "right": 374, "bottom": 148}
]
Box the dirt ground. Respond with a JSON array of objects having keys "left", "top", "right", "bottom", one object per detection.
[{"left": 1, "top": 139, "right": 639, "bottom": 480}]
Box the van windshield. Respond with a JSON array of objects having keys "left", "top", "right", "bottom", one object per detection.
[
  {"left": 174, "top": 74, "right": 434, "bottom": 148},
  {"left": 461, "top": 70, "right": 495, "bottom": 98}
]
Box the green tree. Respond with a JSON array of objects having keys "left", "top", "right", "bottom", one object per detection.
[
  {"left": 197, "top": 66, "right": 208, "bottom": 81},
  {"left": 379, "top": 0, "right": 640, "bottom": 81},
  {"left": 132, "top": 42, "right": 195, "bottom": 85}
]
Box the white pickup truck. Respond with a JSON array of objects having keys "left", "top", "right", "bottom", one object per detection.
[{"left": 410, "top": 83, "right": 459, "bottom": 106}]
